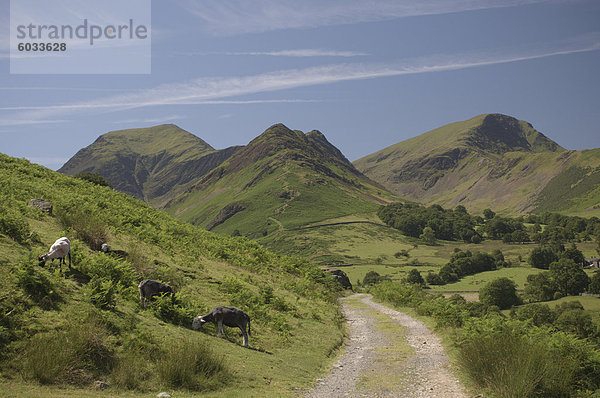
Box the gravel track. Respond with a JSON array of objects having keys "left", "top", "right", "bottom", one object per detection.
[{"left": 304, "top": 294, "right": 469, "bottom": 398}]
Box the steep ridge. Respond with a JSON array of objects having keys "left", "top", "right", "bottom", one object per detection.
[
  {"left": 59, "top": 124, "right": 239, "bottom": 206},
  {"left": 354, "top": 114, "right": 599, "bottom": 215},
  {"left": 165, "top": 123, "right": 394, "bottom": 236}
]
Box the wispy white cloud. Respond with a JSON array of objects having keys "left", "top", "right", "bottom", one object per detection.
[
  {"left": 112, "top": 114, "right": 185, "bottom": 124},
  {"left": 1, "top": 32, "right": 598, "bottom": 126},
  {"left": 0, "top": 87, "right": 130, "bottom": 91},
  {"left": 181, "top": 0, "right": 556, "bottom": 35},
  {"left": 180, "top": 49, "right": 368, "bottom": 57},
  {"left": 0, "top": 99, "right": 321, "bottom": 111},
  {"left": 0, "top": 119, "right": 69, "bottom": 126}
]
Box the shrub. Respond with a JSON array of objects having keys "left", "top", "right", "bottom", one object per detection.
[
  {"left": 458, "top": 330, "right": 570, "bottom": 398},
  {"left": 405, "top": 269, "right": 425, "bottom": 286},
  {"left": 56, "top": 208, "right": 108, "bottom": 251},
  {"left": 417, "top": 296, "right": 465, "bottom": 328},
  {"left": 20, "top": 317, "right": 114, "bottom": 385},
  {"left": 88, "top": 278, "right": 117, "bottom": 310},
  {"left": 75, "top": 171, "right": 111, "bottom": 187},
  {"left": 425, "top": 271, "right": 444, "bottom": 285},
  {"left": 0, "top": 207, "right": 30, "bottom": 243},
  {"left": 79, "top": 253, "right": 136, "bottom": 290},
  {"left": 554, "top": 309, "right": 596, "bottom": 339},
  {"left": 150, "top": 295, "right": 193, "bottom": 327},
  {"left": 156, "top": 338, "right": 229, "bottom": 391},
  {"left": 369, "top": 280, "right": 425, "bottom": 308},
  {"left": 510, "top": 303, "right": 555, "bottom": 326},
  {"left": 110, "top": 351, "right": 151, "bottom": 390},
  {"left": 15, "top": 262, "right": 61, "bottom": 309},
  {"left": 479, "top": 277, "right": 521, "bottom": 310},
  {"left": 394, "top": 250, "right": 410, "bottom": 258},
  {"left": 363, "top": 271, "right": 389, "bottom": 286}
]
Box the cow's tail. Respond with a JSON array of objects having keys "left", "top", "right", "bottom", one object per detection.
[{"left": 247, "top": 315, "right": 252, "bottom": 337}]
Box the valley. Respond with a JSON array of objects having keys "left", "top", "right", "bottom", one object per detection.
[{"left": 2, "top": 113, "right": 600, "bottom": 397}]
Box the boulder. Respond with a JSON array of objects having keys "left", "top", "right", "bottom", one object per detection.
[
  {"left": 327, "top": 269, "right": 353, "bottom": 290},
  {"left": 28, "top": 198, "right": 52, "bottom": 215}
]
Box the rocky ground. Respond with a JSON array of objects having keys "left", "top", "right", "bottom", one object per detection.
[{"left": 304, "top": 294, "right": 470, "bottom": 398}]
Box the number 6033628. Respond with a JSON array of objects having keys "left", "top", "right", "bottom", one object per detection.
[{"left": 17, "top": 42, "right": 67, "bottom": 51}]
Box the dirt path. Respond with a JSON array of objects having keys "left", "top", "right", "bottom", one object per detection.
[{"left": 304, "top": 294, "right": 469, "bottom": 398}]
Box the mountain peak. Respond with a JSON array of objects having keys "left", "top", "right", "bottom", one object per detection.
[
  {"left": 467, "top": 113, "right": 563, "bottom": 154},
  {"left": 58, "top": 124, "right": 229, "bottom": 205}
]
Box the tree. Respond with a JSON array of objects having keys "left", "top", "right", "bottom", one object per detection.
[
  {"left": 420, "top": 226, "right": 437, "bottom": 245},
  {"left": 560, "top": 243, "right": 585, "bottom": 265},
  {"left": 479, "top": 277, "right": 520, "bottom": 309},
  {"left": 549, "top": 258, "right": 591, "bottom": 297},
  {"left": 528, "top": 247, "right": 558, "bottom": 269},
  {"left": 491, "top": 249, "right": 505, "bottom": 267},
  {"left": 555, "top": 308, "right": 596, "bottom": 339},
  {"left": 588, "top": 272, "right": 600, "bottom": 294},
  {"left": 406, "top": 269, "right": 425, "bottom": 286},
  {"left": 483, "top": 208, "right": 496, "bottom": 220},
  {"left": 426, "top": 271, "right": 444, "bottom": 285},
  {"left": 75, "top": 171, "right": 111, "bottom": 187},
  {"left": 363, "top": 271, "right": 388, "bottom": 286},
  {"left": 524, "top": 272, "right": 557, "bottom": 302},
  {"left": 511, "top": 303, "right": 555, "bottom": 326},
  {"left": 455, "top": 205, "right": 468, "bottom": 214}
]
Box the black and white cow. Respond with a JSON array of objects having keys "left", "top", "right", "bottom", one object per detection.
[
  {"left": 138, "top": 279, "right": 174, "bottom": 308},
  {"left": 192, "top": 306, "right": 251, "bottom": 347}
]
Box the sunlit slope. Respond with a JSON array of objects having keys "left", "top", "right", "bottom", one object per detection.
[
  {"left": 165, "top": 123, "right": 396, "bottom": 237},
  {"left": 355, "top": 114, "right": 600, "bottom": 216},
  {"left": 0, "top": 152, "right": 343, "bottom": 396},
  {"left": 59, "top": 124, "right": 239, "bottom": 207}
]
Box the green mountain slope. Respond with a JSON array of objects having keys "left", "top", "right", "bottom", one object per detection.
[
  {"left": 0, "top": 153, "right": 343, "bottom": 397},
  {"left": 164, "top": 123, "right": 395, "bottom": 237},
  {"left": 354, "top": 114, "right": 600, "bottom": 216},
  {"left": 59, "top": 124, "right": 239, "bottom": 207}
]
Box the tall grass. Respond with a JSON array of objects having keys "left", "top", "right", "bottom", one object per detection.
[
  {"left": 56, "top": 207, "right": 108, "bottom": 251},
  {"left": 458, "top": 327, "right": 575, "bottom": 397},
  {"left": 156, "top": 338, "right": 229, "bottom": 391},
  {"left": 20, "top": 318, "right": 114, "bottom": 385}
]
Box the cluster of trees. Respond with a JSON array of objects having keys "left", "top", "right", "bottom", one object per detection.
[
  {"left": 525, "top": 212, "right": 600, "bottom": 243},
  {"left": 377, "top": 202, "right": 479, "bottom": 243},
  {"left": 525, "top": 259, "right": 599, "bottom": 301},
  {"left": 378, "top": 202, "right": 600, "bottom": 252},
  {"left": 527, "top": 243, "right": 586, "bottom": 269},
  {"left": 426, "top": 249, "right": 507, "bottom": 286}
]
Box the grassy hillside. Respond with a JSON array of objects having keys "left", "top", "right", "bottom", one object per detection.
[
  {"left": 59, "top": 124, "right": 240, "bottom": 207},
  {"left": 164, "top": 124, "right": 395, "bottom": 238},
  {"left": 0, "top": 153, "right": 345, "bottom": 397},
  {"left": 354, "top": 114, "right": 600, "bottom": 216}
]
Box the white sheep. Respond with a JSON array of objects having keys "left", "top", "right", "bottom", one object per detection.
[{"left": 39, "top": 237, "right": 71, "bottom": 272}]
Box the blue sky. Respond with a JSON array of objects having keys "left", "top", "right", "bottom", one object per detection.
[{"left": 1, "top": 0, "right": 599, "bottom": 170}]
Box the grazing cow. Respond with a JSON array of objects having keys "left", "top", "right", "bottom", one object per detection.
[
  {"left": 39, "top": 237, "right": 71, "bottom": 272},
  {"left": 100, "top": 243, "right": 128, "bottom": 260},
  {"left": 138, "top": 279, "right": 174, "bottom": 308},
  {"left": 192, "top": 306, "right": 251, "bottom": 347}
]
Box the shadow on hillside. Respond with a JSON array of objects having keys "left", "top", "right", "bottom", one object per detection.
[{"left": 64, "top": 267, "right": 91, "bottom": 285}]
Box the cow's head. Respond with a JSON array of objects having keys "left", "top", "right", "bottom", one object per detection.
[
  {"left": 192, "top": 316, "right": 207, "bottom": 330},
  {"left": 38, "top": 254, "right": 48, "bottom": 266}
]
